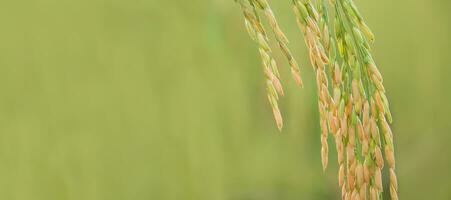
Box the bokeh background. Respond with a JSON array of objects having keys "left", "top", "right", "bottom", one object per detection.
[{"left": 0, "top": 0, "right": 450, "bottom": 199}]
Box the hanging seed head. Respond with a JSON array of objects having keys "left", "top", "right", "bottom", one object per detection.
[
  {"left": 288, "top": 1, "right": 397, "bottom": 198},
  {"left": 238, "top": 0, "right": 305, "bottom": 131}
]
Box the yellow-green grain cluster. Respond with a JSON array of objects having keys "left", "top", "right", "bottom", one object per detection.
[
  {"left": 292, "top": 0, "right": 332, "bottom": 171},
  {"left": 237, "top": 0, "right": 303, "bottom": 131},
  {"left": 292, "top": 0, "right": 399, "bottom": 199},
  {"left": 236, "top": 0, "right": 398, "bottom": 199}
]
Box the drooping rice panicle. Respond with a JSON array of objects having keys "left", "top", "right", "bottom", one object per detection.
[
  {"left": 236, "top": 0, "right": 303, "bottom": 131},
  {"left": 235, "top": 1, "right": 398, "bottom": 198},
  {"left": 291, "top": 0, "right": 398, "bottom": 199},
  {"left": 333, "top": 0, "right": 398, "bottom": 199},
  {"left": 292, "top": 0, "right": 332, "bottom": 171}
]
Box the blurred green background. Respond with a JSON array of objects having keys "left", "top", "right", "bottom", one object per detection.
[{"left": 0, "top": 0, "right": 450, "bottom": 199}]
